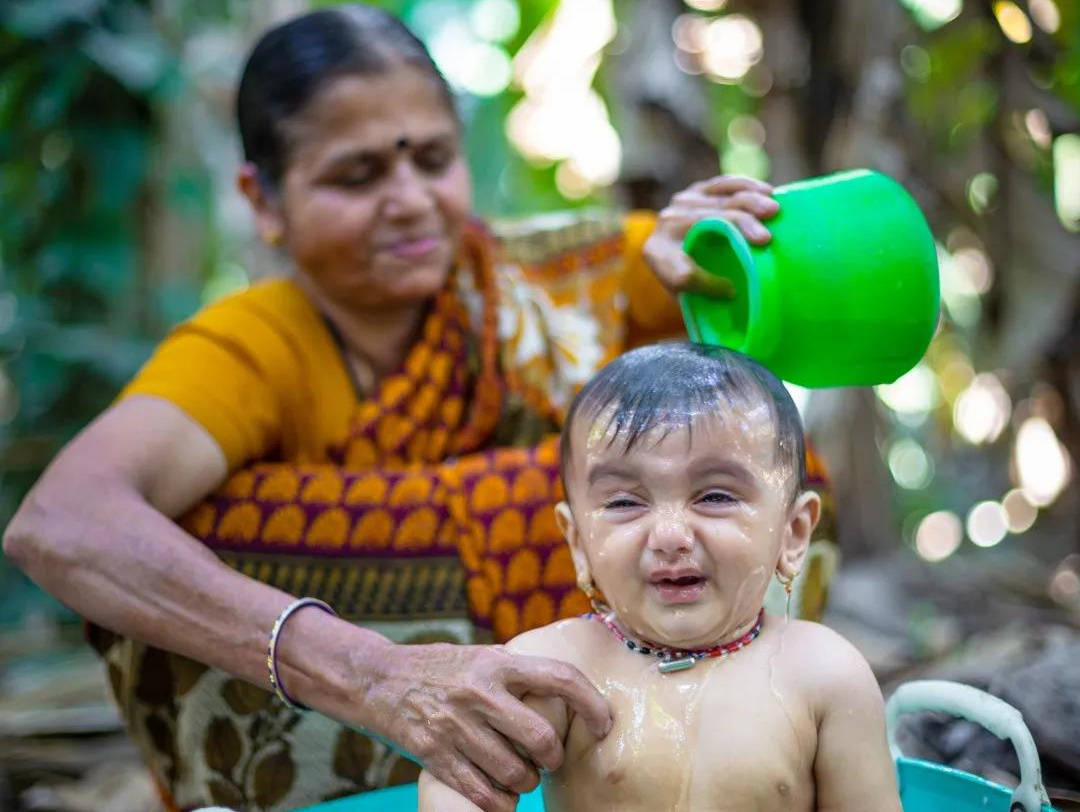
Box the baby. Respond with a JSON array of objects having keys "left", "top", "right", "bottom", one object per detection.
[{"left": 420, "top": 343, "right": 901, "bottom": 811}]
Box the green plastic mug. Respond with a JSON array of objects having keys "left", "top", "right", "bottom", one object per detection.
[{"left": 679, "top": 169, "right": 940, "bottom": 388}]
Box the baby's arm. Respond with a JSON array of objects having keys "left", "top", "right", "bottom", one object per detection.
[
  {"left": 417, "top": 628, "right": 573, "bottom": 811},
  {"left": 417, "top": 770, "right": 486, "bottom": 811},
  {"left": 811, "top": 628, "right": 902, "bottom": 812}
]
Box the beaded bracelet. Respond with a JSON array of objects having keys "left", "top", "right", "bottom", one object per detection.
[{"left": 267, "top": 597, "right": 337, "bottom": 711}]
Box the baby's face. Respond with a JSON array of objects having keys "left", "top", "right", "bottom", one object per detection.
[{"left": 562, "top": 404, "right": 795, "bottom": 649}]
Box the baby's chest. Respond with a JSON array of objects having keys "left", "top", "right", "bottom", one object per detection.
[{"left": 557, "top": 668, "right": 816, "bottom": 811}]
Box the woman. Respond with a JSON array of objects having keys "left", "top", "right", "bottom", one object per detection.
[{"left": 3, "top": 6, "right": 812, "bottom": 812}]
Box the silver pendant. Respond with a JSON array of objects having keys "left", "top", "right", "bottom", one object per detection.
[{"left": 657, "top": 656, "right": 697, "bottom": 674}]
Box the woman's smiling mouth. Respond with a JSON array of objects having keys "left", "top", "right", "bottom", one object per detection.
[{"left": 379, "top": 235, "right": 441, "bottom": 260}]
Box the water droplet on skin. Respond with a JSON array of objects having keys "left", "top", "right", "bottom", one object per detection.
[
  {"left": 766, "top": 613, "right": 807, "bottom": 771},
  {"left": 552, "top": 618, "right": 577, "bottom": 633},
  {"left": 674, "top": 673, "right": 708, "bottom": 808}
]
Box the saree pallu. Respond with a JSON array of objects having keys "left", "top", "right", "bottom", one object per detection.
[{"left": 91, "top": 212, "right": 837, "bottom": 811}]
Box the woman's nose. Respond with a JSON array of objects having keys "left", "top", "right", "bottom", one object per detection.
[
  {"left": 646, "top": 508, "right": 695, "bottom": 556},
  {"left": 383, "top": 159, "right": 434, "bottom": 220}
]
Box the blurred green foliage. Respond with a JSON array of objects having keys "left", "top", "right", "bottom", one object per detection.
[
  {"left": 906, "top": 21, "right": 1002, "bottom": 149},
  {"left": 0, "top": 0, "right": 181, "bottom": 622}
]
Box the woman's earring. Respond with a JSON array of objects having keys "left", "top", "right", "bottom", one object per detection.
[{"left": 263, "top": 228, "right": 283, "bottom": 247}]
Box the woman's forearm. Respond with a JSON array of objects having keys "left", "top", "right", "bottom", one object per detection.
[{"left": 2, "top": 466, "right": 385, "bottom": 721}]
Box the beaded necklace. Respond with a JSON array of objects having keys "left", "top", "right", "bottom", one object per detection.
[{"left": 591, "top": 609, "right": 765, "bottom": 674}]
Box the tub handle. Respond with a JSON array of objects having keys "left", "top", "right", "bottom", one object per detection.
[{"left": 885, "top": 680, "right": 1050, "bottom": 812}]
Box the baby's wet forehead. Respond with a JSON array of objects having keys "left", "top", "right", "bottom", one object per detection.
[{"left": 573, "top": 402, "right": 783, "bottom": 477}]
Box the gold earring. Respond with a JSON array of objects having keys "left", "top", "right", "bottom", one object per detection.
[
  {"left": 263, "top": 228, "right": 283, "bottom": 247},
  {"left": 775, "top": 570, "right": 796, "bottom": 596}
]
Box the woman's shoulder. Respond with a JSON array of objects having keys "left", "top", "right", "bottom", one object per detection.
[
  {"left": 120, "top": 276, "right": 346, "bottom": 468},
  {"left": 186, "top": 277, "right": 318, "bottom": 335},
  {"left": 178, "top": 277, "right": 336, "bottom": 375}
]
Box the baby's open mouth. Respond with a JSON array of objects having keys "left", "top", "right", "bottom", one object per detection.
[
  {"left": 655, "top": 575, "right": 706, "bottom": 586},
  {"left": 648, "top": 572, "right": 708, "bottom": 604}
]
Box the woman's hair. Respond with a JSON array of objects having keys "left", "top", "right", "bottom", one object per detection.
[
  {"left": 560, "top": 342, "right": 807, "bottom": 500},
  {"left": 236, "top": 4, "right": 455, "bottom": 187}
]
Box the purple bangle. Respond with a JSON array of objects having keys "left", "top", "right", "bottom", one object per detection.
[{"left": 267, "top": 597, "right": 337, "bottom": 711}]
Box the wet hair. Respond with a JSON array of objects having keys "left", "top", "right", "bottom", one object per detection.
[
  {"left": 560, "top": 343, "right": 807, "bottom": 500},
  {"left": 236, "top": 4, "right": 456, "bottom": 187}
]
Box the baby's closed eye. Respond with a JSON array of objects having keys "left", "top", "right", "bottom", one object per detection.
[
  {"left": 699, "top": 490, "right": 737, "bottom": 504},
  {"left": 604, "top": 497, "right": 642, "bottom": 510}
]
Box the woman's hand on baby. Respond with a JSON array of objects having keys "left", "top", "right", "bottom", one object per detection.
[
  {"left": 644, "top": 174, "right": 779, "bottom": 295},
  {"left": 360, "top": 640, "right": 612, "bottom": 812}
]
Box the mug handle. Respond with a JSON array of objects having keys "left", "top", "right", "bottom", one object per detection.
[{"left": 885, "top": 680, "right": 1051, "bottom": 812}]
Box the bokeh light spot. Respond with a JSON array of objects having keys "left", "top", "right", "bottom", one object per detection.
[
  {"left": 898, "top": 0, "right": 962, "bottom": 31},
  {"left": 684, "top": 0, "right": 728, "bottom": 10},
  {"left": 1053, "top": 134, "right": 1080, "bottom": 232},
  {"left": 507, "top": 0, "right": 619, "bottom": 197},
  {"left": 915, "top": 511, "right": 963, "bottom": 562},
  {"left": 1015, "top": 417, "right": 1072, "bottom": 506},
  {"left": 888, "top": 439, "right": 934, "bottom": 490},
  {"left": 554, "top": 162, "right": 592, "bottom": 199},
  {"left": 470, "top": 0, "right": 520, "bottom": 43},
  {"left": 876, "top": 363, "right": 939, "bottom": 421},
  {"left": 430, "top": 19, "right": 512, "bottom": 96},
  {"left": 1001, "top": 489, "right": 1037, "bottom": 533},
  {"left": 727, "top": 114, "right": 766, "bottom": 148},
  {"left": 953, "top": 372, "right": 1011, "bottom": 444},
  {"left": 900, "top": 45, "right": 931, "bottom": 81},
  {"left": 702, "top": 15, "right": 763, "bottom": 82},
  {"left": 967, "top": 172, "right": 999, "bottom": 214},
  {"left": 966, "top": 501, "right": 1008, "bottom": 548},
  {"left": 1048, "top": 556, "right": 1080, "bottom": 606},
  {"left": 1027, "top": 0, "right": 1060, "bottom": 32},
  {"left": 993, "top": 1, "right": 1033, "bottom": 42},
  {"left": 939, "top": 352, "right": 975, "bottom": 403},
  {"left": 672, "top": 14, "right": 709, "bottom": 53},
  {"left": 1024, "top": 108, "right": 1052, "bottom": 149}
]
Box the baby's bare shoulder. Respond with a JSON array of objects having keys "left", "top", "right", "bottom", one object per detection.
[
  {"left": 506, "top": 616, "right": 603, "bottom": 667},
  {"left": 775, "top": 618, "right": 882, "bottom": 708},
  {"left": 772, "top": 617, "right": 861, "bottom": 654},
  {"left": 777, "top": 621, "right": 885, "bottom": 729}
]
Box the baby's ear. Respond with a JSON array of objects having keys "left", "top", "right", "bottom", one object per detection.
[
  {"left": 777, "top": 490, "right": 821, "bottom": 579},
  {"left": 555, "top": 501, "right": 593, "bottom": 589}
]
